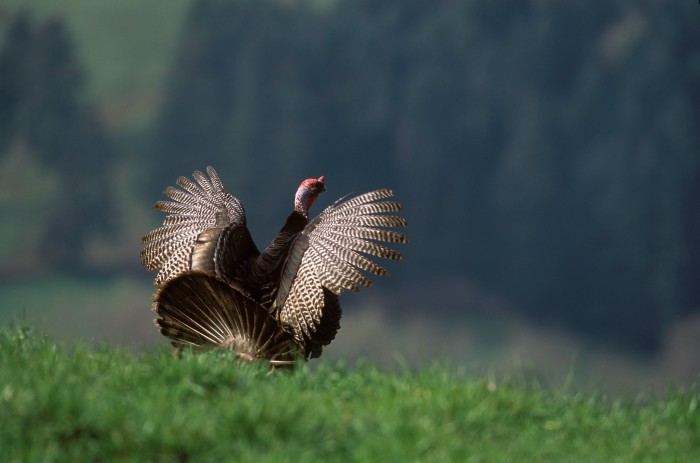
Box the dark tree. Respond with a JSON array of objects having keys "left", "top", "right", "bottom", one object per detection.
[{"left": 0, "top": 13, "right": 115, "bottom": 273}]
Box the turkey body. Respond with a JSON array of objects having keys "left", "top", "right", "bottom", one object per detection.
[{"left": 141, "top": 167, "right": 407, "bottom": 363}]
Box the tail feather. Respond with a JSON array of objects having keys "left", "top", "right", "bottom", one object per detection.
[{"left": 154, "top": 272, "right": 301, "bottom": 364}]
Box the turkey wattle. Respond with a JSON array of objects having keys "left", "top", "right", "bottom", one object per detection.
[{"left": 141, "top": 166, "right": 407, "bottom": 362}]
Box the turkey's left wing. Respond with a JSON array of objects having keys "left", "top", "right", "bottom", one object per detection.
[
  {"left": 274, "top": 189, "right": 407, "bottom": 344},
  {"left": 141, "top": 167, "right": 248, "bottom": 285}
]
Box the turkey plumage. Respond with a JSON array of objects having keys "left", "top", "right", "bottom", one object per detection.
[
  {"left": 154, "top": 272, "right": 300, "bottom": 365},
  {"left": 141, "top": 166, "right": 407, "bottom": 361}
]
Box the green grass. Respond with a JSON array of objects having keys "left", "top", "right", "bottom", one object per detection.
[{"left": 2, "top": 325, "right": 700, "bottom": 462}]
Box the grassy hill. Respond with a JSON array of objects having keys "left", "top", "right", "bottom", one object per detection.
[{"left": 2, "top": 324, "right": 699, "bottom": 462}]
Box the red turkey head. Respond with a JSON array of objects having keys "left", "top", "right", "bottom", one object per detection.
[{"left": 295, "top": 176, "right": 326, "bottom": 219}]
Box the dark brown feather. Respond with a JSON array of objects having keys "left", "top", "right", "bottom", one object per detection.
[{"left": 154, "top": 272, "right": 300, "bottom": 365}]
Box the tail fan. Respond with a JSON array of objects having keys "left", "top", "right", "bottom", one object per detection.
[{"left": 154, "top": 272, "right": 301, "bottom": 365}]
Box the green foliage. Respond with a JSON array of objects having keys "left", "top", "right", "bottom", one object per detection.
[
  {"left": 0, "top": 12, "right": 115, "bottom": 272},
  {"left": 0, "top": 0, "right": 193, "bottom": 116},
  {"left": 2, "top": 325, "right": 700, "bottom": 462}
]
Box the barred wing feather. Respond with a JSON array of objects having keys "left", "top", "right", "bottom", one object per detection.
[
  {"left": 276, "top": 189, "right": 407, "bottom": 344},
  {"left": 140, "top": 167, "right": 246, "bottom": 285}
]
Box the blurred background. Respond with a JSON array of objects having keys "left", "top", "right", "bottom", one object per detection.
[{"left": 1, "top": 0, "right": 699, "bottom": 394}]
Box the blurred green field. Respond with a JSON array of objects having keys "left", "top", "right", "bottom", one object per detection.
[
  {"left": 0, "top": 275, "right": 156, "bottom": 347},
  {"left": 2, "top": 324, "right": 699, "bottom": 462},
  {"left": 0, "top": 0, "right": 192, "bottom": 128}
]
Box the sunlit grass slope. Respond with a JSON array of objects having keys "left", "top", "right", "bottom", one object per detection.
[{"left": 1, "top": 325, "right": 699, "bottom": 462}]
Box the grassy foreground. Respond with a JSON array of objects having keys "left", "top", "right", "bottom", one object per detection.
[{"left": 1, "top": 325, "right": 699, "bottom": 462}]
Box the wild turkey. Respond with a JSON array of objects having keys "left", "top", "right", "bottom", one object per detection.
[{"left": 141, "top": 166, "right": 407, "bottom": 362}]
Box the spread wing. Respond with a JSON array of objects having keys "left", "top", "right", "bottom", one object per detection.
[
  {"left": 140, "top": 166, "right": 249, "bottom": 285},
  {"left": 274, "top": 189, "right": 407, "bottom": 345}
]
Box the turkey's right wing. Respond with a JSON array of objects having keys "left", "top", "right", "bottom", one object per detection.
[
  {"left": 141, "top": 166, "right": 248, "bottom": 285},
  {"left": 275, "top": 189, "right": 407, "bottom": 346}
]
